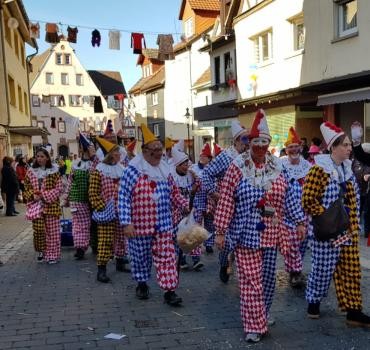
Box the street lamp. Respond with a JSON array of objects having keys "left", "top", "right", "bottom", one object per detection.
[{"left": 184, "top": 108, "right": 191, "bottom": 156}]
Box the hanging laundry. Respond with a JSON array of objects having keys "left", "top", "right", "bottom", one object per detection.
[
  {"left": 29, "top": 22, "right": 40, "bottom": 39},
  {"left": 91, "top": 29, "right": 101, "bottom": 47},
  {"left": 131, "top": 32, "right": 146, "bottom": 54},
  {"left": 45, "top": 23, "right": 60, "bottom": 43},
  {"left": 67, "top": 26, "right": 78, "bottom": 43},
  {"left": 94, "top": 96, "right": 103, "bottom": 113},
  {"left": 157, "top": 34, "right": 174, "bottom": 61},
  {"left": 109, "top": 30, "right": 121, "bottom": 50}
]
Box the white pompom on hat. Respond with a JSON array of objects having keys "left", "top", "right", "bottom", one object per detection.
[{"left": 320, "top": 121, "right": 344, "bottom": 150}]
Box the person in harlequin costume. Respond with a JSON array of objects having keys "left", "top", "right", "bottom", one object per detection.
[
  {"left": 213, "top": 143, "right": 223, "bottom": 157},
  {"left": 118, "top": 124, "right": 189, "bottom": 306},
  {"left": 66, "top": 133, "right": 95, "bottom": 260},
  {"left": 214, "top": 109, "right": 306, "bottom": 343},
  {"left": 194, "top": 120, "right": 249, "bottom": 283},
  {"left": 171, "top": 147, "right": 202, "bottom": 270},
  {"left": 281, "top": 127, "right": 311, "bottom": 288},
  {"left": 302, "top": 121, "right": 370, "bottom": 327},
  {"left": 190, "top": 143, "right": 214, "bottom": 253},
  {"left": 89, "top": 137, "right": 129, "bottom": 283},
  {"left": 23, "top": 146, "right": 63, "bottom": 264}
]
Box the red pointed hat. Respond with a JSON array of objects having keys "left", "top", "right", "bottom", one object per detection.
[
  {"left": 320, "top": 121, "right": 344, "bottom": 150},
  {"left": 126, "top": 140, "right": 136, "bottom": 153},
  {"left": 213, "top": 143, "right": 222, "bottom": 156},
  {"left": 285, "top": 127, "right": 301, "bottom": 146},
  {"left": 200, "top": 143, "right": 212, "bottom": 158},
  {"left": 249, "top": 109, "right": 271, "bottom": 140}
]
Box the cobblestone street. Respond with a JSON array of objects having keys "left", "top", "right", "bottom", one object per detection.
[{"left": 1, "top": 206, "right": 370, "bottom": 349}]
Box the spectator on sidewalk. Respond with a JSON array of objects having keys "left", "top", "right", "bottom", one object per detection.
[
  {"left": 1, "top": 156, "right": 20, "bottom": 216},
  {"left": 16, "top": 156, "right": 28, "bottom": 202}
]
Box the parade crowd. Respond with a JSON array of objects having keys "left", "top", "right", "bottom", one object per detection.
[{"left": 2, "top": 111, "right": 370, "bottom": 343}]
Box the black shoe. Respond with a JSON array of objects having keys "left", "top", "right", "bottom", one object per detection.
[
  {"left": 74, "top": 248, "right": 85, "bottom": 260},
  {"left": 97, "top": 265, "right": 110, "bottom": 283},
  {"left": 289, "top": 271, "right": 306, "bottom": 289},
  {"left": 307, "top": 302, "right": 320, "bottom": 319},
  {"left": 37, "top": 252, "right": 44, "bottom": 263},
  {"left": 193, "top": 261, "right": 204, "bottom": 271},
  {"left": 164, "top": 291, "right": 182, "bottom": 306},
  {"left": 346, "top": 310, "right": 370, "bottom": 328},
  {"left": 219, "top": 266, "right": 229, "bottom": 283},
  {"left": 116, "top": 258, "right": 131, "bottom": 272},
  {"left": 13, "top": 210, "right": 20, "bottom": 214},
  {"left": 205, "top": 246, "right": 214, "bottom": 254},
  {"left": 0, "top": 260, "right": 3, "bottom": 266},
  {"left": 6, "top": 213, "right": 17, "bottom": 216},
  {"left": 136, "top": 282, "right": 149, "bottom": 300}
]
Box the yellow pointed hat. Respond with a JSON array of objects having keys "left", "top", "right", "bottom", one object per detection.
[
  {"left": 141, "top": 123, "right": 158, "bottom": 145},
  {"left": 285, "top": 127, "right": 301, "bottom": 146},
  {"left": 165, "top": 137, "right": 175, "bottom": 150},
  {"left": 96, "top": 136, "right": 118, "bottom": 156}
]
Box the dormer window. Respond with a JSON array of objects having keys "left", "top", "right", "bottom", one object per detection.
[
  {"left": 143, "top": 64, "right": 152, "bottom": 78},
  {"left": 184, "top": 18, "right": 194, "bottom": 38}
]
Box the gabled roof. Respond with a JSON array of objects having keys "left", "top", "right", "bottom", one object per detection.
[
  {"left": 193, "top": 67, "right": 211, "bottom": 89},
  {"left": 29, "top": 48, "right": 52, "bottom": 84},
  {"left": 141, "top": 66, "right": 165, "bottom": 93},
  {"left": 129, "top": 76, "right": 152, "bottom": 95},
  {"left": 88, "top": 70, "right": 126, "bottom": 96},
  {"left": 136, "top": 49, "right": 163, "bottom": 65},
  {"left": 179, "top": 0, "right": 220, "bottom": 19}
]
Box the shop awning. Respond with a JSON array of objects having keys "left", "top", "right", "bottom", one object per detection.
[
  {"left": 8, "top": 126, "right": 50, "bottom": 137},
  {"left": 317, "top": 87, "right": 370, "bottom": 106}
]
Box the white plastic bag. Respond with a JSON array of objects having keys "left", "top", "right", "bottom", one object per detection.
[{"left": 177, "top": 210, "right": 209, "bottom": 253}]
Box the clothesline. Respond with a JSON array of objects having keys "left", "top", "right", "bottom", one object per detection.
[{"left": 30, "top": 19, "right": 183, "bottom": 36}]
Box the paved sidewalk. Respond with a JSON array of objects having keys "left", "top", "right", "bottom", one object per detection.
[{"left": 1, "top": 214, "right": 370, "bottom": 349}]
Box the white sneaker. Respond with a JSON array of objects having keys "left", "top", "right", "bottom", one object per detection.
[
  {"left": 245, "top": 333, "right": 262, "bottom": 343},
  {"left": 47, "top": 260, "right": 57, "bottom": 265}
]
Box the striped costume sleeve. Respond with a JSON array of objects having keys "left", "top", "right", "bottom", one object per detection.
[
  {"left": 302, "top": 165, "right": 329, "bottom": 216},
  {"left": 118, "top": 166, "right": 139, "bottom": 226},
  {"left": 89, "top": 170, "right": 105, "bottom": 211},
  {"left": 214, "top": 163, "right": 242, "bottom": 234}
]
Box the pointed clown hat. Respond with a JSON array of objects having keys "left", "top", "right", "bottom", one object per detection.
[
  {"left": 96, "top": 136, "right": 118, "bottom": 156},
  {"left": 231, "top": 120, "right": 246, "bottom": 140},
  {"left": 200, "top": 143, "right": 212, "bottom": 158},
  {"left": 104, "top": 119, "right": 115, "bottom": 137},
  {"left": 173, "top": 139, "right": 185, "bottom": 152},
  {"left": 213, "top": 143, "right": 223, "bottom": 157},
  {"left": 165, "top": 137, "right": 175, "bottom": 150},
  {"left": 249, "top": 109, "right": 271, "bottom": 141},
  {"left": 79, "top": 132, "right": 92, "bottom": 151},
  {"left": 172, "top": 147, "right": 189, "bottom": 167},
  {"left": 320, "top": 121, "right": 344, "bottom": 150},
  {"left": 285, "top": 127, "right": 301, "bottom": 147},
  {"left": 126, "top": 140, "right": 136, "bottom": 153},
  {"left": 141, "top": 123, "right": 158, "bottom": 145}
]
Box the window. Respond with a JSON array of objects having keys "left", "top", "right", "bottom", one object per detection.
[
  {"left": 336, "top": 0, "right": 358, "bottom": 37},
  {"left": 64, "top": 54, "right": 71, "bottom": 65},
  {"left": 50, "top": 95, "right": 65, "bottom": 107},
  {"left": 214, "top": 56, "right": 220, "bottom": 84},
  {"left": 56, "top": 53, "right": 63, "bottom": 64},
  {"left": 32, "top": 94, "right": 40, "bottom": 107},
  {"left": 153, "top": 124, "right": 160, "bottom": 137},
  {"left": 224, "top": 52, "right": 234, "bottom": 82},
  {"left": 20, "top": 44, "right": 25, "bottom": 67},
  {"left": 8, "top": 75, "right": 16, "bottom": 106},
  {"left": 61, "top": 73, "right": 69, "bottom": 85},
  {"left": 45, "top": 73, "right": 54, "bottom": 85},
  {"left": 151, "top": 92, "right": 158, "bottom": 105},
  {"left": 184, "top": 18, "right": 194, "bottom": 38},
  {"left": 18, "top": 86, "right": 23, "bottom": 112},
  {"left": 76, "top": 74, "right": 84, "bottom": 86},
  {"left": 143, "top": 64, "right": 152, "bottom": 78},
  {"left": 37, "top": 121, "right": 45, "bottom": 129},
  {"left": 290, "top": 15, "right": 305, "bottom": 51},
  {"left": 3, "top": 12, "right": 12, "bottom": 46},
  {"left": 58, "top": 121, "right": 66, "bottom": 133},
  {"left": 69, "top": 95, "right": 81, "bottom": 106},
  {"left": 14, "top": 32, "right": 19, "bottom": 58},
  {"left": 253, "top": 29, "right": 273, "bottom": 63},
  {"left": 24, "top": 92, "right": 29, "bottom": 115}
]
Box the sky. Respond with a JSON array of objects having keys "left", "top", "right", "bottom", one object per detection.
[{"left": 23, "top": 0, "right": 183, "bottom": 92}]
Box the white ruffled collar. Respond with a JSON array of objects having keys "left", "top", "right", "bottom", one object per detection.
[
  {"left": 224, "top": 145, "right": 240, "bottom": 159},
  {"left": 72, "top": 159, "right": 91, "bottom": 171},
  {"left": 170, "top": 168, "right": 193, "bottom": 188},
  {"left": 30, "top": 164, "right": 59, "bottom": 179},
  {"left": 314, "top": 154, "right": 353, "bottom": 182},
  {"left": 96, "top": 162, "right": 124, "bottom": 179},
  {"left": 282, "top": 156, "right": 311, "bottom": 180},
  {"left": 233, "top": 151, "right": 282, "bottom": 191},
  {"left": 129, "top": 153, "right": 170, "bottom": 182}
]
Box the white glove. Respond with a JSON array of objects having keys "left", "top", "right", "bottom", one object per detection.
[{"left": 351, "top": 122, "right": 363, "bottom": 146}]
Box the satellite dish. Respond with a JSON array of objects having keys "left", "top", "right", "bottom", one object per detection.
[{"left": 7, "top": 17, "right": 19, "bottom": 30}]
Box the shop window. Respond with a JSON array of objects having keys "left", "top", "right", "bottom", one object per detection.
[
  {"left": 18, "top": 86, "right": 23, "bottom": 112},
  {"left": 8, "top": 75, "right": 16, "bottom": 106},
  {"left": 214, "top": 56, "right": 220, "bottom": 84},
  {"left": 335, "top": 0, "right": 357, "bottom": 37},
  {"left": 45, "top": 72, "right": 54, "bottom": 85},
  {"left": 252, "top": 29, "right": 273, "bottom": 63},
  {"left": 24, "top": 92, "right": 29, "bottom": 115},
  {"left": 61, "top": 73, "right": 69, "bottom": 85},
  {"left": 76, "top": 74, "right": 84, "bottom": 86}
]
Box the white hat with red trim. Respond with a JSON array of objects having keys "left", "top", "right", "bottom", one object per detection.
[
  {"left": 320, "top": 121, "right": 344, "bottom": 150},
  {"left": 249, "top": 109, "right": 271, "bottom": 140}
]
